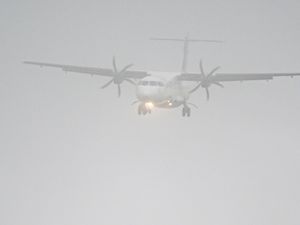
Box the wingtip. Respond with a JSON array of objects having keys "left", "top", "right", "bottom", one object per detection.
[{"left": 23, "top": 61, "right": 35, "bottom": 65}]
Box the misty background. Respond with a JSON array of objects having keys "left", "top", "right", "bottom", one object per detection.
[{"left": 0, "top": 0, "right": 299, "bottom": 225}]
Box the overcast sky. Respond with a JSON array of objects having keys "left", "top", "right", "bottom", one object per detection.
[{"left": 0, "top": 0, "right": 300, "bottom": 225}]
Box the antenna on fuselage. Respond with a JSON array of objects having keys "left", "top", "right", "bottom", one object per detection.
[{"left": 150, "top": 34, "right": 223, "bottom": 73}]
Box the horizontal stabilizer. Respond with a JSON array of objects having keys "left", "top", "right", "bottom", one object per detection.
[{"left": 150, "top": 37, "right": 223, "bottom": 43}]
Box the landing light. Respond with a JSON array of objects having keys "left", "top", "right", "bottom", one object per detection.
[{"left": 145, "top": 102, "right": 154, "bottom": 109}]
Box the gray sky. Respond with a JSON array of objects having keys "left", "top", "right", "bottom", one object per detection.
[{"left": 0, "top": 0, "right": 299, "bottom": 225}]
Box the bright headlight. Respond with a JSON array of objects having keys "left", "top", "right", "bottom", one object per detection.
[{"left": 145, "top": 102, "right": 154, "bottom": 109}]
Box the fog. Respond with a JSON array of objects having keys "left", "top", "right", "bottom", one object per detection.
[{"left": 0, "top": 0, "right": 299, "bottom": 225}]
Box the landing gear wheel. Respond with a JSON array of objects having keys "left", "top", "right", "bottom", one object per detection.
[
  {"left": 138, "top": 105, "right": 142, "bottom": 115},
  {"left": 138, "top": 104, "right": 149, "bottom": 116},
  {"left": 187, "top": 107, "right": 191, "bottom": 117},
  {"left": 182, "top": 108, "right": 185, "bottom": 117},
  {"left": 182, "top": 106, "right": 191, "bottom": 117}
]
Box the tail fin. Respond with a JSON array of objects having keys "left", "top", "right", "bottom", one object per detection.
[{"left": 150, "top": 34, "right": 223, "bottom": 73}]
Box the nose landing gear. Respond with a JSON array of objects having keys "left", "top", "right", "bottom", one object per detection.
[
  {"left": 138, "top": 103, "right": 152, "bottom": 115},
  {"left": 136, "top": 102, "right": 193, "bottom": 117}
]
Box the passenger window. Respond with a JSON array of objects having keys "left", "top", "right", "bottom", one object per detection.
[
  {"left": 140, "top": 81, "right": 148, "bottom": 86},
  {"left": 149, "top": 81, "right": 156, "bottom": 86}
]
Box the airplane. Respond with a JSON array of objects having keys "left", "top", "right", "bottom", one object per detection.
[{"left": 24, "top": 34, "right": 300, "bottom": 117}]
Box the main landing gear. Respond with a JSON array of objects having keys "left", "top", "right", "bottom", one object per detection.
[
  {"left": 182, "top": 105, "right": 191, "bottom": 117},
  {"left": 136, "top": 102, "right": 192, "bottom": 117},
  {"left": 138, "top": 103, "right": 152, "bottom": 115}
]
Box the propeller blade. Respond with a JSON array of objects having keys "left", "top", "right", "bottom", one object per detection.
[
  {"left": 212, "top": 81, "right": 224, "bottom": 88},
  {"left": 101, "top": 79, "right": 114, "bottom": 89},
  {"left": 118, "top": 84, "right": 121, "bottom": 97},
  {"left": 207, "top": 66, "right": 220, "bottom": 78},
  {"left": 189, "top": 83, "right": 202, "bottom": 93},
  {"left": 120, "top": 64, "right": 134, "bottom": 74},
  {"left": 124, "top": 78, "right": 136, "bottom": 86},
  {"left": 199, "top": 60, "right": 205, "bottom": 76},
  {"left": 112, "top": 56, "right": 118, "bottom": 73},
  {"left": 205, "top": 87, "right": 210, "bottom": 101}
]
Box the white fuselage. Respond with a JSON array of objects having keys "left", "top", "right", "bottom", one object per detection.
[{"left": 135, "top": 72, "right": 191, "bottom": 109}]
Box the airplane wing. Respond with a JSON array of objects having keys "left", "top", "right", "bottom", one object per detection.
[
  {"left": 179, "top": 72, "right": 300, "bottom": 82},
  {"left": 24, "top": 61, "right": 150, "bottom": 79}
]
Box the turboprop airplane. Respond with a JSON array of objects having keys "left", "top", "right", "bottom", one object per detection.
[{"left": 24, "top": 34, "right": 300, "bottom": 117}]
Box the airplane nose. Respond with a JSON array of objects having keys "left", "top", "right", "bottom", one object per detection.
[
  {"left": 136, "top": 86, "right": 161, "bottom": 102},
  {"left": 137, "top": 86, "right": 152, "bottom": 100}
]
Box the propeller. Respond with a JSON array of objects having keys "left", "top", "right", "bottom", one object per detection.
[
  {"left": 101, "top": 56, "right": 135, "bottom": 97},
  {"left": 189, "top": 60, "right": 224, "bottom": 100}
]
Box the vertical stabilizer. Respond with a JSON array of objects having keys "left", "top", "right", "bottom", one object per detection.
[{"left": 150, "top": 34, "right": 222, "bottom": 73}]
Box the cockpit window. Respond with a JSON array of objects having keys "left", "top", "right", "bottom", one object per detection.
[
  {"left": 138, "top": 80, "right": 164, "bottom": 87},
  {"left": 139, "top": 81, "right": 148, "bottom": 86}
]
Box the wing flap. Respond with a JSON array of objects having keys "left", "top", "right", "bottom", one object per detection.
[
  {"left": 179, "top": 72, "right": 300, "bottom": 82},
  {"left": 24, "top": 61, "right": 149, "bottom": 79}
]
